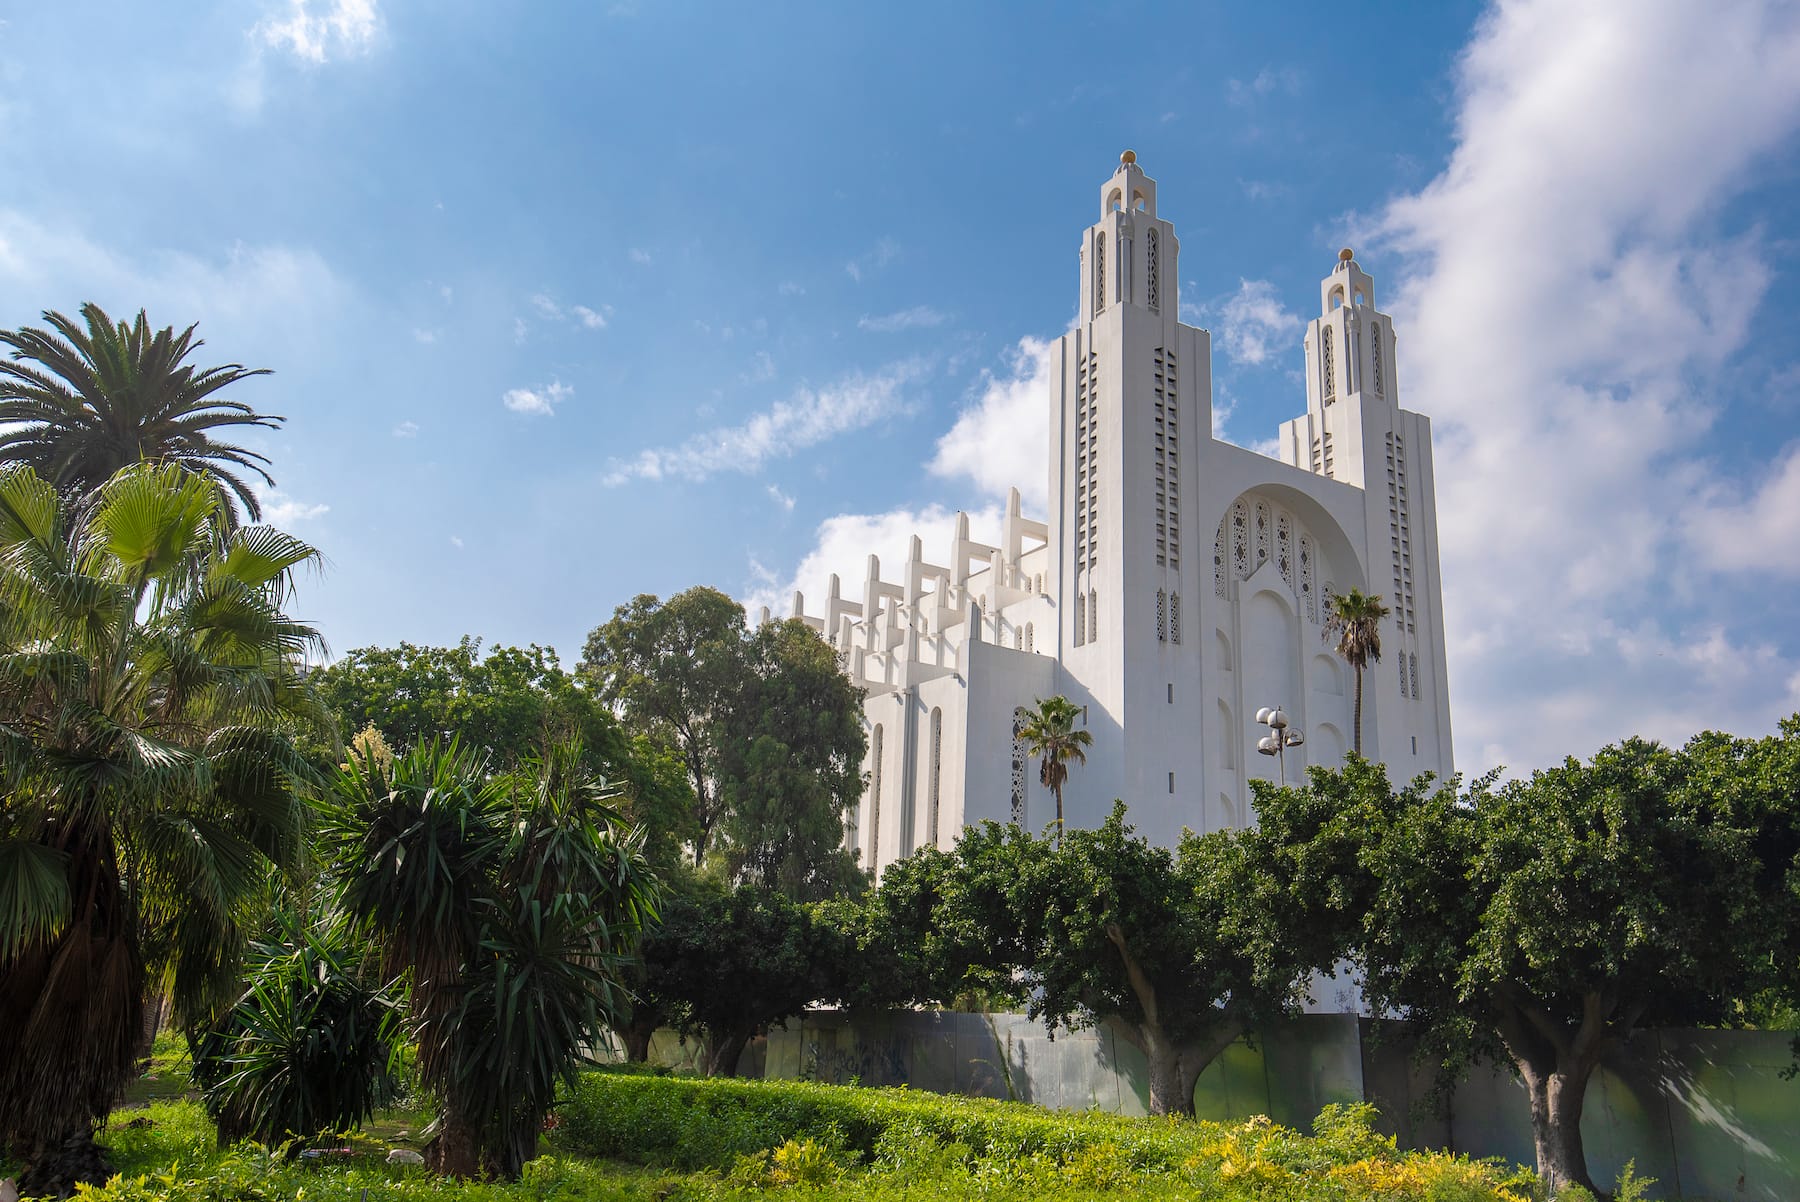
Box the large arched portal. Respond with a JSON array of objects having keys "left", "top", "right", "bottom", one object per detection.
[{"left": 1209, "top": 487, "right": 1364, "bottom": 823}]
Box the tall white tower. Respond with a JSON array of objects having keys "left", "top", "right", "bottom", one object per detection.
[
  {"left": 1047, "top": 151, "right": 1216, "bottom": 819},
  {"left": 1278, "top": 250, "right": 1453, "bottom": 769}
]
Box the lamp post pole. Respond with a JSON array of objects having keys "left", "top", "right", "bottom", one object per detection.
[{"left": 1254, "top": 705, "right": 1305, "bottom": 787}]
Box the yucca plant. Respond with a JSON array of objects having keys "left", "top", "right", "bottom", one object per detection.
[
  {"left": 0, "top": 462, "right": 324, "bottom": 1195},
  {"left": 325, "top": 738, "right": 658, "bottom": 1179},
  {"left": 191, "top": 900, "right": 405, "bottom": 1151}
]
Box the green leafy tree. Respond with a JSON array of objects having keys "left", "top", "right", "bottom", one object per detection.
[
  {"left": 0, "top": 304, "right": 284, "bottom": 521},
  {"left": 1016, "top": 695, "right": 1092, "bottom": 844},
  {"left": 582, "top": 591, "right": 868, "bottom": 891},
  {"left": 311, "top": 638, "right": 692, "bottom": 868},
  {"left": 926, "top": 807, "right": 1330, "bottom": 1116},
  {"left": 325, "top": 738, "right": 657, "bottom": 1179},
  {"left": 0, "top": 463, "right": 322, "bottom": 1195},
  {"left": 717, "top": 618, "right": 866, "bottom": 899},
  {"left": 580, "top": 588, "right": 748, "bottom": 866},
  {"left": 1322, "top": 588, "right": 1389, "bottom": 755},
  {"left": 635, "top": 881, "right": 826, "bottom": 1077},
  {"left": 1265, "top": 736, "right": 1793, "bottom": 1193}
]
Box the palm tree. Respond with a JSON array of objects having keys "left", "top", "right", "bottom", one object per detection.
[
  {"left": 0, "top": 463, "right": 324, "bottom": 1196},
  {"left": 0, "top": 304, "right": 285, "bottom": 522},
  {"left": 326, "top": 738, "right": 657, "bottom": 1179},
  {"left": 1323, "top": 588, "right": 1391, "bottom": 756},
  {"left": 1017, "top": 696, "right": 1093, "bottom": 845}
]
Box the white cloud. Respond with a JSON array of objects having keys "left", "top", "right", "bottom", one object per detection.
[
  {"left": 845, "top": 237, "right": 900, "bottom": 283},
  {"left": 512, "top": 317, "right": 528, "bottom": 344},
  {"left": 766, "top": 484, "right": 796, "bottom": 512},
  {"left": 1227, "top": 66, "right": 1299, "bottom": 107},
  {"left": 573, "top": 304, "right": 608, "bottom": 329},
  {"left": 530, "top": 293, "right": 562, "bottom": 320},
  {"left": 1213, "top": 278, "right": 1300, "bottom": 367},
  {"left": 602, "top": 362, "right": 920, "bottom": 486},
  {"left": 778, "top": 281, "right": 805, "bottom": 297},
  {"left": 858, "top": 305, "right": 949, "bottom": 333},
  {"left": 253, "top": 0, "right": 382, "bottom": 64},
  {"left": 449, "top": 535, "right": 464, "bottom": 549},
  {"left": 740, "top": 350, "right": 777, "bottom": 384},
  {"left": 1372, "top": 0, "right": 1800, "bottom": 771},
  {"left": 628, "top": 248, "right": 653, "bottom": 265},
  {"left": 502, "top": 380, "right": 571, "bottom": 417},
  {"left": 928, "top": 336, "right": 1055, "bottom": 514},
  {"left": 392, "top": 420, "right": 419, "bottom": 438},
  {"left": 1686, "top": 443, "right": 1800, "bottom": 574},
  {"left": 262, "top": 492, "right": 330, "bottom": 524}
]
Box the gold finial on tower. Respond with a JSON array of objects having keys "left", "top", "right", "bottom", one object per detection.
[
  {"left": 1120, "top": 149, "right": 1137, "bottom": 166},
  {"left": 1338, "top": 247, "right": 1355, "bottom": 262}
]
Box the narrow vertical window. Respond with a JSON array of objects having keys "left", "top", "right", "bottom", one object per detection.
[
  {"left": 1321, "top": 326, "right": 1335, "bottom": 401},
  {"left": 1025, "top": 622, "right": 1035, "bottom": 653},
  {"left": 1088, "top": 588, "right": 1098, "bottom": 644},
  {"left": 1010, "top": 708, "right": 1029, "bottom": 824},
  {"left": 1170, "top": 593, "right": 1181, "bottom": 644},
  {"left": 1094, "top": 233, "right": 1107, "bottom": 316},
  {"left": 1146, "top": 228, "right": 1160, "bottom": 312},
  {"left": 868, "top": 724, "right": 884, "bottom": 873},
  {"left": 928, "top": 708, "right": 943, "bottom": 848},
  {"left": 1410, "top": 653, "right": 1420, "bottom": 699},
  {"left": 1074, "top": 592, "right": 1086, "bottom": 647},
  {"left": 1371, "top": 324, "right": 1384, "bottom": 398},
  {"left": 1156, "top": 589, "right": 1167, "bottom": 642}
]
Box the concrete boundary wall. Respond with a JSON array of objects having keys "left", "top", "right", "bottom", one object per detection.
[{"left": 734, "top": 1011, "right": 1799, "bottom": 1200}]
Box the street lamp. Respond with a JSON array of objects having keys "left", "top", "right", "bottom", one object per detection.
[{"left": 1255, "top": 705, "right": 1305, "bottom": 787}]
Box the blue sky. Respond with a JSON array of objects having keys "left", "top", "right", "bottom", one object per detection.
[{"left": 3, "top": 0, "right": 1800, "bottom": 773}]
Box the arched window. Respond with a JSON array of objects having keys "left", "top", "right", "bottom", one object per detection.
[
  {"left": 1025, "top": 622, "right": 1035, "bottom": 653},
  {"left": 1094, "top": 233, "right": 1107, "bottom": 315},
  {"left": 1014, "top": 624, "right": 1024, "bottom": 651},
  {"left": 928, "top": 708, "right": 943, "bottom": 848}
]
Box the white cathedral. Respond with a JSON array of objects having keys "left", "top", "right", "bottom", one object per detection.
[{"left": 776, "top": 153, "right": 1453, "bottom": 870}]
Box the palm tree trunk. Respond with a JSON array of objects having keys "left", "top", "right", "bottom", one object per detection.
[
  {"left": 1352, "top": 666, "right": 1364, "bottom": 756},
  {"left": 1053, "top": 781, "right": 1064, "bottom": 846}
]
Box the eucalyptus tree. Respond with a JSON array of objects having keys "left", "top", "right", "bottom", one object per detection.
[
  {"left": 1017, "top": 695, "right": 1092, "bottom": 844},
  {"left": 0, "top": 304, "right": 284, "bottom": 522},
  {"left": 0, "top": 463, "right": 323, "bottom": 1195},
  {"left": 1322, "top": 588, "right": 1389, "bottom": 754}
]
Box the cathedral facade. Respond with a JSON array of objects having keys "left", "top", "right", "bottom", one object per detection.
[{"left": 781, "top": 154, "right": 1453, "bottom": 869}]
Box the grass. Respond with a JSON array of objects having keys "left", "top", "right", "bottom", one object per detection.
[{"left": 18, "top": 1069, "right": 1579, "bottom": 1202}]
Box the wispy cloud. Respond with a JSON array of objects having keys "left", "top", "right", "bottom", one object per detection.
[
  {"left": 503, "top": 380, "right": 572, "bottom": 417},
  {"left": 602, "top": 363, "right": 920, "bottom": 486},
  {"left": 253, "top": 0, "right": 382, "bottom": 64},
  {"left": 766, "top": 484, "right": 796, "bottom": 512},
  {"left": 628, "top": 248, "right": 653, "bottom": 265},
  {"left": 1213, "top": 279, "right": 1300, "bottom": 367},
  {"left": 1226, "top": 65, "right": 1299, "bottom": 107},
  {"left": 858, "top": 305, "right": 948, "bottom": 333},
  {"left": 523, "top": 294, "right": 609, "bottom": 334},
  {"left": 392, "top": 420, "right": 419, "bottom": 438},
  {"left": 573, "top": 304, "right": 608, "bottom": 329},
  {"left": 844, "top": 237, "right": 900, "bottom": 283},
  {"left": 262, "top": 492, "right": 330, "bottom": 524}
]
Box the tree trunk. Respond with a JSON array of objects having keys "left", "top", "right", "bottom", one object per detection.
[
  {"left": 425, "top": 1106, "right": 484, "bottom": 1179},
  {"left": 1053, "top": 782, "right": 1064, "bottom": 846},
  {"left": 619, "top": 1016, "right": 656, "bottom": 1063},
  {"left": 1520, "top": 1058, "right": 1598, "bottom": 1195},
  {"left": 136, "top": 990, "right": 166, "bottom": 1063},
  {"left": 705, "top": 1027, "right": 752, "bottom": 1078},
  {"left": 19, "top": 1128, "right": 115, "bottom": 1199},
  {"left": 1351, "top": 666, "right": 1363, "bottom": 755}
]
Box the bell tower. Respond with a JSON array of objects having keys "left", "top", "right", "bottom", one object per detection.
[{"left": 1047, "top": 152, "right": 1214, "bottom": 815}]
